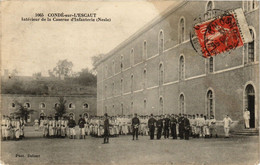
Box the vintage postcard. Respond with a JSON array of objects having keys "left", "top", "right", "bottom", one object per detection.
[{"left": 0, "top": 0, "right": 259, "bottom": 164}]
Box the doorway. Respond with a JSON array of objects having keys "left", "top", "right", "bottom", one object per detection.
[{"left": 245, "top": 84, "right": 255, "bottom": 128}]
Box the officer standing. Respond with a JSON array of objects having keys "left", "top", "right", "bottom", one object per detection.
[
  {"left": 178, "top": 114, "right": 184, "bottom": 139},
  {"left": 68, "top": 116, "right": 76, "bottom": 139},
  {"left": 170, "top": 114, "right": 177, "bottom": 139},
  {"left": 103, "top": 113, "right": 109, "bottom": 144},
  {"left": 148, "top": 114, "right": 156, "bottom": 140},
  {"left": 156, "top": 116, "right": 163, "bottom": 140},
  {"left": 131, "top": 113, "right": 140, "bottom": 140},
  {"left": 183, "top": 114, "right": 191, "bottom": 140},
  {"left": 163, "top": 114, "right": 170, "bottom": 139},
  {"left": 78, "top": 115, "right": 86, "bottom": 139}
]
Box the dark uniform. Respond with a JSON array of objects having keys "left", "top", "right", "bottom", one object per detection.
[
  {"left": 132, "top": 116, "right": 140, "bottom": 140},
  {"left": 156, "top": 117, "right": 163, "bottom": 140},
  {"left": 178, "top": 115, "right": 184, "bottom": 139},
  {"left": 163, "top": 116, "right": 170, "bottom": 139},
  {"left": 148, "top": 115, "right": 156, "bottom": 140},
  {"left": 104, "top": 117, "right": 109, "bottom": 143},
  {"left": 78, "top": 117, "right": 86, "bottom": 139},
  {"left": 170, "top": 115, "right": 177, "bottom": 139},
  {"left": 183, "top": 115, "right": 191, "bottom": 140}
]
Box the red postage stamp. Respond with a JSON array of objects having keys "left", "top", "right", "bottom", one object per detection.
[{"left": 194, "top": 13, "right": 243, "bottom": 58}]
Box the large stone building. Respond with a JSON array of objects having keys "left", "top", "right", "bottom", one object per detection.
[
  {"left": 95, "top": 1, "right": 259, "bottom": 130},
  {"left": 1, "top": 94, "right": 96, "bottom": 123}
]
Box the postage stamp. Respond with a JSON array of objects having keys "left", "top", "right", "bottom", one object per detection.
[{"left": 193, "top": 8, "right": 252, "bottom": 58}]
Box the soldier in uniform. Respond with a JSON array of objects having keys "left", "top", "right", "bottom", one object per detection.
[
  {"left": 178, "top": 114, "right": 184, "bottom": 139},
  {"left": 131, "top": 113, "right": 140, "bottom": 140},
  {"left": 148, "top": 114, "right": 156, "bottom": 140},
  {"left": 183, "top": 114, "right": 191, "bottom": 140},
  {"left": 163, "top": 114, "right": 170, "bottom": 139},
  {"left": 61, "top": 116, "right": 66, "bottom": 138},
  {"left": 170, "top": 114, "right": 177, "bottom": 139},
  {"left": 56, "top": 117, "right": 61, "bottom": 138},
  {"left": 78, "top": 115, "right": 86, "bottom": 139},
  {"left": 68, "top": 116, "right": 76, "bottom": 139},
  {"left": 43, "top": 116, "right": 49, "bottom": 137},
  {"left": 14, "top": 117, "right": 21, "bottom": 140},
  {"left": 103, "top": 113, "right": 109, "bottom": 144},
  {"left": 156, "top": 115, "right": 163, "bottom": 140},
  {"left": 48, "top": 116, "right": 54, "bottom": 138},
  {"left": 19, "top": 117, "right": 25, "bottom": 139},
  {"left": 209, "top": 115, "right": 218, "bottom": 138}
]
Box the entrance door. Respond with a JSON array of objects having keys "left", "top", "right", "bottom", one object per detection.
[{"left": 248, "top": 95, "right": 255, "bottom": 128}]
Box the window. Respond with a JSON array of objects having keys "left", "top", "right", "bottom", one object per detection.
[
  {"left": 11, "top": 103, "right": 16, "bottom": 108},
  {"left": 209, "top": 57, "right": 214, "bottom": 73},
  {"left": 207, "top": 90, "right": 214, "bottom": 117},
  {"left": 159, "top": 63, "right": 164, "bottom": 86},
  {"left": 179, "top": 18, "right": 185, "bottom": 43},
  {"left": 205, "top": 1, "right": 214, "bottom": 19},
  {"left": 40, "top": 103, "right": 46, "bottom": 109},
  {"left": 143, "top": 69, "right": 147, "bottom": 89},
  {"left": 83, "top": 103, "right": 89, "bottom": 109},
  {"left": 121, "top": 78, "right": 123, "bottom": 94},
  {"left": 54, "top": 103, "right": 60, "bottom": 108},
  {"left": 112, "top": 60, "right": 115, "bottom": 75},
  {"left": 24, "top": 102, "right": 31, "bottom": 108},
  {"left": 131, "top": 74, "right": 134, "bottom": 92},
  {"left": 112, "top": 82, "right": 115, "bottom": 96},
  {"left": 159, "top": 97, "right": 164, "bottom": 114},
  {"left": 120, "top": 55, "right": 124, "bottom": 71},
  {"left": 159, "top": 31, "right": 164, "bottom": 55},
  {"left": 131, "top": 49, "right": 134, "bottom": 66},
  {"left": 68, "top": 103, "right": 75, "bottom": 109},
  {"left": 121, "top": 103, "right": 124, "bottom": 115},
  {"left": 143, "top": 41, "right": 147, "bottom": 60},
  {"left": 179, "top": 94, "right": 185, "bottom": 114},
  {"left": 179, "top": 55, "right": 185, "bottom": 80},
  {"left": 243, "top": 0, "right": 258, "bottom": 12},
  {"left": 144, "top": 99, "right": 147, "bottom": 111},
  {"left": 248, "top": 29, "right": 255, "bottom": 63}
]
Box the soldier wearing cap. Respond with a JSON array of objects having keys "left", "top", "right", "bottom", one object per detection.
[
  {"left": 68, "top": 116, "right": 76, "bottom": 139},
  {"left": 170, "top": 114, "right": 177, "bottom": 139},
  {"left": 148, "top": 113, "right": 156, "bottom": 140},
  {"left": 78, "top": 115, "right": 86, "bottom": 139},
  {"left": 131, "top": 113, "right": 140, "bottom": 140},
  {"left": 156, "top": 115, "right": 163, "bottom": 140},
  {"left": 178, "top": 114, "right": 184, "bottom": 139},
  {"left": 103, "top": 113, "right": 110, "bottom": 144},
  {"left": 163, "top": 114, "right": 170, "bottom": 139},
  {"left": 60, "top": 116, "right": 66, "bottom": 138},
  {"left": 183, "top": 114, "right": 191, "bottom": 140}
]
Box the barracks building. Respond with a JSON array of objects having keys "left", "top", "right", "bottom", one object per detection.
[
  {"left": 1, "top": 94, "right": 97, "bottom": 123},
  {"left": 95, "top": 1, "right": 259, "bottom": 130}
]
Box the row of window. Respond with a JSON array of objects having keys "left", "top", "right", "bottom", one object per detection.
[
  {"left": 103, "top": 1, "right": 258, "bottom": 79},
  {"left": 10, "top": 102, "right": 89, "bottom": 109},
  {"left": 104, "top": 27, "right": 256, "bottom": 96},
  {"left": 103, "top": 89, "right": 215, "bottom": 117}
]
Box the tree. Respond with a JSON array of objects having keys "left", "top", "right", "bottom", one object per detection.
[
  {"left": 14, "top": 101, "right": 35, "bottom": 121},
  {"left": 76, "top": 68, "right": 97, "bottom": 86},
  {"left": 49, "top": 59, "right": 73, "bottom": 79},
  {"left": 91, "top": 54, "right": 103, "bottom": 72},
  {"left": 32, "top": 72, "right": 42, "bottom": 79},
  {"left": 54, "top": 96, "right": 67, "bottom": 117}
]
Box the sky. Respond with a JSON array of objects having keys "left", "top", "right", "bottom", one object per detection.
[{"left": 1, "top": 0, "right": 178, "bottom": 76}]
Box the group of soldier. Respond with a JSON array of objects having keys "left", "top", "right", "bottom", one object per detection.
[
  {"left": 1, "top": 115, "right": 26, "bottom": 141},
  {"left": 33, "top": 112, "right": 219, "bottom": 141}
]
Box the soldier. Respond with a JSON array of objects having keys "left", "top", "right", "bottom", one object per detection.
[
  {"left": 68, "top": 116, "right": 76, "bottom": 139},
  {"left": 204, "top": 116, "right": 210, "bottom": 138},
  {"left": 61, "top": 116, "right": 66, "bottom": 138},
  {"left": 84, "top": 115, "right": 89, "bottom": 136},
  {"left": 178, "top": 114, "right": 184, "bottom": 139},
  {"left": 34, "top": 118, "right": 39, "bottom": 131},
  {"left": 1, "top": 115, "right": 7, "bottom": 141},
  {"left": 148, "top": 114, "right": 156, "bottom": 140},
  {"left": 156, "top": 116, "right": 163, "bottom": 140},
  {"left": 170, "top": 114, "right": 177, "bottom": 139},
  {"left": 48, "top": 116, "right": 54, "bottom": 138},
  {"left": 14, "top": 117, "right": 21, "bottom": 141},
  {"left": 190, "top": 115, "right": 196, "bottom": 138},
  {"left": 183, "top": 114, "right": 191, "bottom": 140},
  {"left": 223, "top": 115, "right": 233, "bottom": 138},
  {"left": 19, "top": 117, "right": 25, "bottom": 139},
  {"left": 78, "top": 115, "right": 86, "bottom": 139},
  {"left": 56, "top": 117, "right": 61, "bottom": 138},
  {"left": 195, "top": 114, "right": 200, "bottom": 138},
  {"left": 43, "top": 116, "right": 49, "bottom": 137},
  {"left": 163, "top": 114, "right": 170, "bottom": 139},
  {"left": 103, "top": 113, "right": 110, "bottom": 144},
  {"left": 209, "top": 115, "right": 218, "bottom": 138},
  {"left": 132, "top": 113, "right": 140, "bottom": 140}
]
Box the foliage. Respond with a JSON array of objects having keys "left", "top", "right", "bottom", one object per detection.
[
  {"left": 48, "top": 59, "right": 73, "bottom": 78},
  {"left": 54, "top": 97, "right": 67, "bottom": 117},
  {"left": 14, "top": 101, "right": 35, "bottom": 121}
]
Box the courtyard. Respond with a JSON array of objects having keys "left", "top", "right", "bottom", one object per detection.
[{"left": 1, "top": 127, "right": 259, "bottom": 165}]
